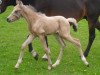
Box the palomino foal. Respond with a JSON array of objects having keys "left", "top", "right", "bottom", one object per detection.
[{"left": 7, "top": 0, "right": 89, "bottom": 70}]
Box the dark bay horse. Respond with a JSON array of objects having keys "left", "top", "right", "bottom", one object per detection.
[{"left": 0, "top": 0, "right": 100, "bottom": 58}]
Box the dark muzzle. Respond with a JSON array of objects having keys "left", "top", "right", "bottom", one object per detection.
[{"left": 7, "top": 18, "right": 11, "bottom": 22}]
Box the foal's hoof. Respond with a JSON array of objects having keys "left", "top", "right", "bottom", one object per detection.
[
  {"left": 42, "top": 58, "right": 48, "bottom": 61},
  {"left": 48, "top": 66, "right": 52, "bottom": 70},
  {"left": 34, "top": 53, "right": 39, "bottom": 61},
  {"left": 31, "top": 51, "right": 39, "bottom": 60},
  {"left": 15, "top": 65, "right": 19, "bottom": 69},
  {"left": 52, "top": 64, "right": 56, "bottom": 68},
  {"left": 42, "top": 54, "right": 48, "bottom": 61},
  {"left": 87, "top": 65, "right": 89, "bottom": 67},
  {"left": 86, "top": 64, "right": 89, "bottom": 67},
  {"left": 15, "top": 67, "right": 19, "bottom": 70}
]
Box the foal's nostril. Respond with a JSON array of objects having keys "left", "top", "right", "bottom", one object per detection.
[{"left": 7, "top": 18, "right": 10, "bottom": 22}]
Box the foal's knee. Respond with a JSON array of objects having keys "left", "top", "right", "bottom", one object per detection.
[{"left": 21, "top": 43, "right": 26, "bottom": 50}]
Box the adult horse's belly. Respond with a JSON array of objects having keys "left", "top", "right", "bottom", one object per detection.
[{"left": 42, "top": 0, "right": 86, "bottom": 21}]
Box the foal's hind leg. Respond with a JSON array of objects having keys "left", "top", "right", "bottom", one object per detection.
[
  {"left": 15, "top": 34, "right": 35, "bottom": 69},
  {"left": 52, "top": 34, "right": 66, "bottom": 68},
  {"left": 63, "top": 35, "right": 89, "bottom": 66}
]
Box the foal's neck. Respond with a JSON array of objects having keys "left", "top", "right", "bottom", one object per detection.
[{"left": 21, "top": 6, "right": 39, "bottom": 24}]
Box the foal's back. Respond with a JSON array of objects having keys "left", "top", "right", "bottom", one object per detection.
[{"left": 34, "top": 15, "right": 69, "bottom": 35}]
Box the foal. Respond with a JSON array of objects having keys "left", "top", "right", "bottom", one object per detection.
[{"left": 7, "top": 1, "right": 89, "bottom": 70}]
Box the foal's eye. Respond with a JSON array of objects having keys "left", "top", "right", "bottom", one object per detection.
[{"left": 15, "top": 11, "right": 18, "bottom": 13}]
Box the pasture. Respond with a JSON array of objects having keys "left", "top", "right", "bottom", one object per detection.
[{"left": 0, "top": 6, "right": 100, "bottom": 75}]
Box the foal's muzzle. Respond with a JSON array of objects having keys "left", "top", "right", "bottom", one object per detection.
[{"left": 7, "top": 18, "right": 11, "bottom": 22}]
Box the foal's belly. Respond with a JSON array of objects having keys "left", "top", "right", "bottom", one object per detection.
[
  {"left": 44, "top": 24, "right": 59, "bottom": 35},
  {"left": 43, "top": 19, "right": 59, "bottom": 35}
]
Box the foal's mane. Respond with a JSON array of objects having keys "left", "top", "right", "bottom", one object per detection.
[
  {"left": 26, "top": 5, "right": 37, "bottom": 12},
  {"left": 26, "top": 5, "right": 46, "bottom": 16}
]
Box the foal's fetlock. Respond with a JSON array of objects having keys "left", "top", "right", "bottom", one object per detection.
[
  {"left": 31, "top": 51, "right": 39, "bottom": 60},
  {"left": 84, "top": 60, "right": 89, "bottom": 67},
  {"left": 52, "top": 60, "right": 60, "bottom": 68},
  {"left": 42, "top": 54, "right": 48, "bottom": 61},
  {"left": 42, "top": 49, "right": 50, "bottom": 61},
  {"left": 52, "top": 64, "right": 56, "bottom": 68},
  {"left": 15, "top": 59, "right": 22, "bottom": 69},
  {"left": 42, "top": 58, "right": 48, "bottom": 61},
  {"left": 34, "top": 53, "right": 39, "bottom": 60},
  {"left": 81, "top": 55, "right": 89, "bottom": 66}
]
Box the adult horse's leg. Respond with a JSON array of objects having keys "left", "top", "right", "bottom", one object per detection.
[
  {"left": 27, "top": 35, "right": 39, "bottom": 60},
  {"left": 95, "top": 21, "right": 100, "bottom": 31},
  {"left": 84, "top": 17, "right": 97, "bottom": 57}
]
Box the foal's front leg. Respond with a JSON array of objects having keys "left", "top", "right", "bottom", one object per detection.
[
  {"left": 15, "top": 34, "right": 35, "bottom": 69},
  {"left": 27, "top": 35, "right": 38, "bottom": 60},
  {"left": 39, "top": 35, "right": 52, "bottom": 70},
  {"left": 42, "top": 36, "right": 50, "bottom": 60}
]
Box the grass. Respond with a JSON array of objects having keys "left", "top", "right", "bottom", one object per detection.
[{"left": 0, "top": 6, "right": 100, "bottom": 75}]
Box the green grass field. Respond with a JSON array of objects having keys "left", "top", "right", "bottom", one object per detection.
[{"left": 0, "top": 7, "right": 100, "bottom": 75}]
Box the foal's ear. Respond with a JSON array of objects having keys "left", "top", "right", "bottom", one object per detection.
[{"left": 16, "top": 0, "right": 23, "bottom": 5}]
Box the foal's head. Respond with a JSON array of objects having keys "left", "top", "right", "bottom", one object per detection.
[{"left": 7, "top": 0, "right": 23, "bottom": 22}]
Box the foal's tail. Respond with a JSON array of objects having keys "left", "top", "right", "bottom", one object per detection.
[{"left": 67, "top": 18, "right": 78, "bottom": 32}]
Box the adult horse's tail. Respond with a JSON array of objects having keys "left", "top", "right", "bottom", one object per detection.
[{"left": 67, "top": 18, "right": 78, "bottom": 32}]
